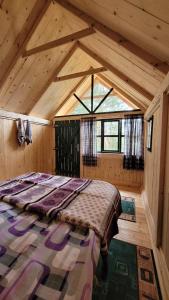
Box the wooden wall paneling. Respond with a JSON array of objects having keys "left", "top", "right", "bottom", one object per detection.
[
  {"left": 162, "top": 103, "right": 169, "bottom": 269},
  {"left": 80, "top": 153, "right": 143, "bottom": 189},
  {"left": 154, "top": 93, "right": 169, "bottom": 246},
  {"left": 0, "top": 118, "right": 54, "bottom": 180}
]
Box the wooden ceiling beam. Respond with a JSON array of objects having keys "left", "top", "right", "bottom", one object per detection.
[
  {"left": 23, "top": 27, "right": 95, "bottom": 57},
  {"left": 54, "top": 0, "right": 169, "bottom": 75},
  {"left": 54, "top": 67, "right": 106, "bottom": 82},
  {"left": 28, "top": 42, "right": 78, "bottom": 114},
  {"left": 54, "top": 75, "right": 88, "bottom": 116},
  {"left": 0, "top": 0, "right": 52, "bottom": 90},
  {"left": 97, "top": 73, "right": 147, "bottom": 112},
  {"left": 78, "top": 42, "right": 153, "bottom": 101}
]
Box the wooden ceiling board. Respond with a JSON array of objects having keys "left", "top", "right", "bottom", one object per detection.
[
  {"left": 0, "top": 1, "right": 91, "bottom": 115},
  {"left": 0, "top": 0, "right": 37, "bottom": 83},
  {"left": 125, "top": 0, "right": 169, "bottom": 24},
  {"left": 30, "top": 47, "right": 101, "bottom": 118},
  {"left": 0, "top": 43, "right": 73, "bottom": 114},
  {"left": 68, "top": 0, "right": 169, "bottom": 62},
  {"left": 104, "top": 70, "right": 150, "bottom": 107},
  {"left": 80, "top": 35, "right": 162, "bottom": 96}
]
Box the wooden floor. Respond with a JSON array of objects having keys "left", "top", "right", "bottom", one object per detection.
[{"left": 115, "top": 188, "right": 152, "bottom": 249}]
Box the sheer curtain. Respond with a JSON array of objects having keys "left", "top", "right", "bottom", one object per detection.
[
  {"left": 81, "top": 118, "right": 97, "bottom": 166},
  {"left": 123, "top": 115, "right": 144, "bottom": 170}
]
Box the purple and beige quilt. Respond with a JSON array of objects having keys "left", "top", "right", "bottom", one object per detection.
[{"left": 0, "top": 172, "right": 121, "bottom": 299}]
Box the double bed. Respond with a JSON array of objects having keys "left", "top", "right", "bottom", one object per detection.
[{"left": 0, "top": 172, "right": 121, "bottom": 300}]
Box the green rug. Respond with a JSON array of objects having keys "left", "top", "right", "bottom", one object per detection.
[
  {"left": 120, "top": 196, "right": 136, "bottom": 222},
  {"left": 92, "top": 239, "right": 162, "bottom": 300}
]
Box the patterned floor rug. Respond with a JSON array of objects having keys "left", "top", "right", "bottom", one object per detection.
[
  {"left": 92, "top": 239, "right": 162, "bottom": 300},
  {"left": 120, "top": 196, "right": 136, "bottom": 222}
]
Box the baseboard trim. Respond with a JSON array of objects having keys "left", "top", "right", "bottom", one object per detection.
[{"left": 142, "top": 191, "right": 169, "bottom": 300}]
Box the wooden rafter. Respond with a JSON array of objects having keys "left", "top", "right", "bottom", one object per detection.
[
  {"left": 23, "top": 27, "right": 95, "bottom": 57},
  {"left": 28, "top": 42, "right": 78, "bottom": 113},
  {"left": 98, "top": 74, "right": 147, "bottom": 112},
  {"left": 0, "top": 0, "right": 52, "bottom": 90},
  {"left": 94, "top": 87, "right": 113, "bottom": 113},
  {"left": 54, "top": 75, "right": 88, "bottom": 115},
  {"left": 54, "top": 67, "right": 106, "bottom": 82},
  {"left": 54, "top": 0, "right": 169, "bottom": 75},
  {"left": 73, "top": 93, "right": 91, "bottom": 113},
  {"left": 78, "top": 42, "right": 153, "bottom": 101}
]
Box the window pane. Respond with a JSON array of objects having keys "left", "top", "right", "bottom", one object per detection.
[
  {"left": 96, "top": 121, "right": 101, "bottom": 135},
  {"left": 104, "top": 121, "right": 118, "bottom": 135},
  {"left": 121, "top": 136, "right": 125, "bottom": 153},
  {"left": 97, "top": 137, "right": 101, "bottom": 152},
  {"left": 104, "top": 137, "right": 118, "bottom": 151}
]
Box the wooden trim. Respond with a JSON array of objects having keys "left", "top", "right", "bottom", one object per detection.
[
  {"left": 145, "top": 72, "right": 169, "bottom": 120},
  {"left": 23, "top": 27, "right": 95, "bottom": 57},
  {"left": 55, "top": 0, "right": 169, "bottom": 75},
  {"left": 28, "top": 42, "right": 78, "bottom": 113},
  {"left": 155, "top": 93, "right": 169, "bottom": 247},
  {"left": 0, "top": 0, "right": 52, "bottom": 89},
  {"left": 54, "top": 67, "right": 106, "bottom": 82},
  {"left": 54, "top": 109, "right": 142, "bottom": 120},
  {"left": 73, "top": 93, "right": 91, "bottom": 113},
  {"left": 53, "top": 75, "right": 88, "bottom": 116},
  {"left": 94, "top": 88, "right": 113, "bottom": 112},
  {"left": 98, "top": 74, "right": 147, "bottom": 112},
  {"left": 142, "top": 191, "right": 169, "bottom": 300},
  {"left": 78, "top": 42, "right": 153, "bottom": 101},
  {"left": 0, "top": 109, "right": 51, "bottom": 126}
]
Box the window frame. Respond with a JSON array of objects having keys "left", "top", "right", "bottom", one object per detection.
[{"left": 96, "top": 119, "right": 124, "bottom": 153}]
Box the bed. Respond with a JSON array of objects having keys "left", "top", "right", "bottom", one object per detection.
[{"left": 0, "top": 172, "right": 121, "bottom": 300}]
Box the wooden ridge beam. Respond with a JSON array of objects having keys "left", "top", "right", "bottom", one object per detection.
[
  {"left": 0, "top": 0, "right": 52, "bottom": 90},
  {"left": 28, "top": 42, "right": 78, "bottom": 114},
  {"left": 78, "top": 42, "right": 153, "bottom": 101},
  {"left": 55, "top": 0, "right": 169, "bottom": 75},
  {"left": 54, "top": 75, "right": 88, "bottom": 116},
  {"left": 54, "top": 67, "right": 106, "bottom": 82},
  {"left": 98, "top": 73, "right": 147, "bottom": 112},
  {"left": 23, "top": 27, "right": 95, "bottom": 57}
]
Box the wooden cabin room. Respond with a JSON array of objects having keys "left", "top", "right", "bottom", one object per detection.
[{"left": 0, "top": 0, "right": 169, "bottom": 299}]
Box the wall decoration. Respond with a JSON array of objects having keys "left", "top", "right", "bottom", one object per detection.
[{"left": 146, "top": 116, "right": 153, "bottom": 152}]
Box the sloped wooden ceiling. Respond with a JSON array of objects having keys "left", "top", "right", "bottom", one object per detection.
[{"left": 0, "top": 0, "right": 169, "bottom": 119}]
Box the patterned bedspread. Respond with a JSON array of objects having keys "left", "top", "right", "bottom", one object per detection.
[
  {"left": 0, "top": 202, "right": 100, "bottom": 299},
  {"left": 0, "top": 173, "right": 121, "bottom": 299}
]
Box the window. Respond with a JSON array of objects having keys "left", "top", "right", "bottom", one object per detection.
[
  {"left": 96, "top": 119, "right": 124, "bottom": 153},
  {"left": 68, "top": 80, "right": 135, "bottom": 115}
]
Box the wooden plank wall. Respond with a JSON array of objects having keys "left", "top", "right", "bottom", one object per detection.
[
  {"left": 0, "top": 118, "right": 54, "bottom": 180},
  {"left": 162, "top": 104, "right": 169, "bottom": 269},
  {"left": 81, "top": 153, "right": 143, "bottom": 189},
  {"left": 143, "top": 85, "right": 169, "bottom": 299}
]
